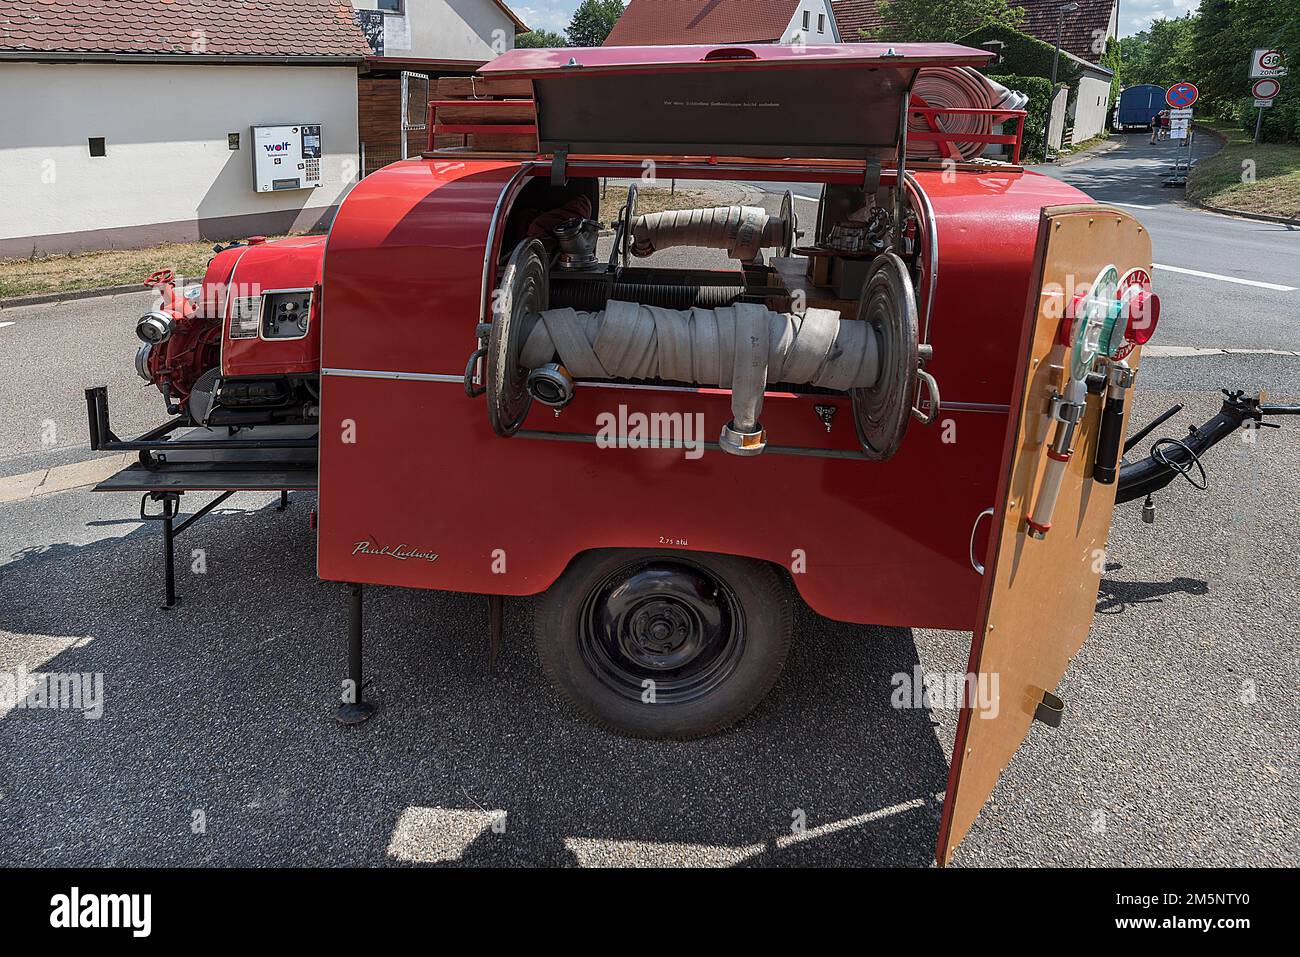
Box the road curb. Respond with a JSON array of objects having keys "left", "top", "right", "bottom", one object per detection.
[
  {"left": 0, "top": 277, "right": 201, "bottom": 310},
  {"left": 0, "top": 453, "right": 134, "bottom": 505},
  {"left": 1051, "top": 136, "right": 1123, "bottom": 168},
  {"left": 1192, "top": 201, "right": 1300, "bottom": 226}
]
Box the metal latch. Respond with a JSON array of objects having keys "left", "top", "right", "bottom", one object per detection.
[
  {"left": 1033, "top": 690, "right": 1064, "bottom": 728},
  {"left": 464, "top": 322, "right": 491, "bottom": 398}
]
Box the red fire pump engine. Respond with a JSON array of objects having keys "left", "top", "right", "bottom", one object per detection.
[{"left": 84, "top": 43, "right": 1297, "bottom": 864}]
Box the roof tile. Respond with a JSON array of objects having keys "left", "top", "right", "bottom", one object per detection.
[
  {"left": 0, "top": 0, "right": 372, "bottom": 57},
  {"left": 604, "top": 0, "right": 804, "bottom": 46}
]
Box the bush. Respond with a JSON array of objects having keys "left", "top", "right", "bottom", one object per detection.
[
  {"left": 1236, "top": 94, "right": 1300, "bottom": 144},
  {"left": 986, "top": 73, "right": 1054, "bottom": 161},
  {"left": 961, "top": 25, "right": 1085, "bottom": 86}
]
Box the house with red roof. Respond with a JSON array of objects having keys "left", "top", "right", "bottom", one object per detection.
[
  {"left": 605, "top": 0, "right": 841, "bottom": 46},
  {"left": 832, "top": 0, "right": 1117, "bottom": 65},
  {"left": 0, "top": 0, "right": 526, "bottom": 256},
  {"left": 832, "top": 0, "right": 1118, "bottom": 150}
]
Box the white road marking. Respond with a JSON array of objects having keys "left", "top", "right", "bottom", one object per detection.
[
  {"left": 1105, "top": 201, "right": 1156, "bottom": 209},
  {"left": 0, "top": 321, "right": 14, "bottom": 329},
  {"left": 1142, "top": 345, "right": 1300, "bottom": 358},
  {"left": 1153, "top": 263, "right": 1296, "bottom": 292}
]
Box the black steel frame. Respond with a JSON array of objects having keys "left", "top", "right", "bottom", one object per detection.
[{"left": 85, "top": 385, "right": 317, "bottom": 465}]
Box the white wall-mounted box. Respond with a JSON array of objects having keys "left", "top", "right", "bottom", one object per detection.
[{"left": 252, "top": 124, "right": 323, "bottom": 192}]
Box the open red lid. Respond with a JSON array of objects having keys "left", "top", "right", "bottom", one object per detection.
[{"left": 479, "top": 43, "right": 993, "bottom": 161}]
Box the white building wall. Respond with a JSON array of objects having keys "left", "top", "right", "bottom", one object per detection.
[
  {"left": 781, "top": 0, "right": 840, "bottom": 43},
  {"left": 1071, "top": 74, "right": 1112, "bottom": 144},
  {"left": 351, "top": 0, "right": 516, "bottom": 60},
  {"left": 0, "top": 62, "right": 359, "bottom": 253}
]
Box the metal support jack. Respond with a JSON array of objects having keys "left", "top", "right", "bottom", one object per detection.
[
  {"left": 337, "top": 583, "right": 377, "bottom": 725},
  {"left": 487, "top": 594, "right": 504, "bottom": 674},
  {"left": 140, "top": 490, "right": 235, "bottom": 608}
]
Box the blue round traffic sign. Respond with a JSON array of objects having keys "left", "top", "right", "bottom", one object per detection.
[{"left": 1166, "top": 82, "right": 1199, "bottom": 108}]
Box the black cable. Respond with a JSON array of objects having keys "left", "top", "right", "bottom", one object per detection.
[{"left": 1150, "top": 436, "right": 1209, "bottom": 490}]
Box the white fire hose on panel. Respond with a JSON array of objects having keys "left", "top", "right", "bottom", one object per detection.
[
  {"left": 908, "top": 67, "right": 1029, "bottom": 162},
  {"left": 520, "top": 301, "right": 880, "bottom": 455}
]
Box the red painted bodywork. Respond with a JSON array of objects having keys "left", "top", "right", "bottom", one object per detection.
[
  {"left": 479, "top": 42, "right": 991, "bottom": 75},
  {"left": 315, "top": 155, "right": 1092, "bottom": 631},
  {"left": 218, "top": 235, "right": 325, "bottom": 378}
]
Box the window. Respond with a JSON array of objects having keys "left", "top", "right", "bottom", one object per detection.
[
  {"left": 818, "top": 14, "right": 825, "bottom": 32},
  {"left": 802, "top": 11, "right": 809, "bottom": 29},
  {"left": 88, "top": 137, "right": 106, "bottom": 157},
  {"left": 377, "top": 0, "right": 403, "bottom": 13}
]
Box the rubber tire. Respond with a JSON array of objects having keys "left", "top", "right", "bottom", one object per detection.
[{"left": 535, "top": 549, "right": 793, "bottom": 740}]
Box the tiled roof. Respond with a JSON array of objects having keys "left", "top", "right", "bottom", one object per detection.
[
  {"left": 604, "top": 0, "right": 804, "bottom": 46},
  {"left": 832, "top": 0, "right": 885, "bottom": 41},
  {"left": 0, "top": 0, "right": 371, "bottom": 58},
  {"left": 1016, "top": 0, "right": 1115, "bottom": 64},
  {"left": 832, "top": 0, "right": 1115, "bottom": 64}
]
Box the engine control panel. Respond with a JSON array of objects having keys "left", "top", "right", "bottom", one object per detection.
[{"left": 261, "top": 290, "right": 313, "bottom": 340}]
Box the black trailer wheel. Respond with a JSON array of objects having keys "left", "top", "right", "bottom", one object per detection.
[{"left": 535, "top": 550, "right": 792, "bottom": 740}]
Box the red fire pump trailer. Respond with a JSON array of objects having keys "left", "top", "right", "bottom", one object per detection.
[{"left": 85, "top": 44, "right": 1297, "bottom": 864}]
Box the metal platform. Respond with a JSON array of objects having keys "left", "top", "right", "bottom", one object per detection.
[
  {"left": 93, "top": 427, "right": 318, "bottom": 492},
  {"left": 85, "top": 385, "right": 319, "bottom": 608},
  {"left": 86, "top": 385, "right": 318, "bottom": 493}
]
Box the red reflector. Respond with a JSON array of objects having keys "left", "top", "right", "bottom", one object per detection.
[{"left": 1126, "top": 291, "right": 1160, "bottom": 345}]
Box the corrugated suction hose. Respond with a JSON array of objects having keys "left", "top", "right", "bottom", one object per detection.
[{"left": 631, "top": 206, "right": 788, "bottom": 261}]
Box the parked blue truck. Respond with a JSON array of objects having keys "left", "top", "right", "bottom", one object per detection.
[{"left": 1114, "top": 84, "right": 1168, "bottom": 130}]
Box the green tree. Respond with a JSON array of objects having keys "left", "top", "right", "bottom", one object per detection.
[
  {"left": 1193, "top": 0, "right": 1237, "bottom": 110},
  {"left": 870, "top": 0, "right": 1025, "bottom": 43},
  {"left": 566, "top": 0, "right": 625, "bottom": 47},
  {"left": 515, "top": 30, "right": 568, "bottom": 49},
  {"left": 1122, "top": 15, "right": 1198, "bottom": 87}
]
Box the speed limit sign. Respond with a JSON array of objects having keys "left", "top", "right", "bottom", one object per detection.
[{"left": 1250, "top": 49, "right": 1286, "bottom": 78}]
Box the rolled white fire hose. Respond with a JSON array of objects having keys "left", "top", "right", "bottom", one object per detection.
[
  {"left": 631, "top": 206, "right": 788, "bottom": 261},
  {"left": 519, "top": 301, "right": 880, "bottom": 451},
  {"left": 908, "top": 67, "right": 1029, "bottom": 162}
]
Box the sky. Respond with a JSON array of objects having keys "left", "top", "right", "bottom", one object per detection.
[{"left": 505, "top": 1, "right": 1200, "bottom": 41}]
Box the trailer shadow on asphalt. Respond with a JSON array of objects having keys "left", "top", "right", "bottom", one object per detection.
[{"left": 0, "top": 494, "right": 952, "bottom": 867}]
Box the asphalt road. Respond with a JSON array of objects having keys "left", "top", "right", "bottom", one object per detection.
[
  {"left": 1036, "top": 133, "right": 1300, "bottom": 352},
  {"left": 0, "top": 290, "right": 163, "bottom": 480},
  {"left": 0, "top": 139, "right": 1296, "bottom": 867}
]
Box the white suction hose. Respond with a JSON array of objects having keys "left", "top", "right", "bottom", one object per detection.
[{"left": 519, "top": 301, "right": 881, "bottom": 454}]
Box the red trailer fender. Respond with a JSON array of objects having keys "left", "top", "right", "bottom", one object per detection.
[{"left": 937, "top": 205, "right": 1152, "bottom": 864}]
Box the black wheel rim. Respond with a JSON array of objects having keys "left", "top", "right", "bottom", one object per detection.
[{"left": 578, "top": 560, "right": 746, "bottom": 705}]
